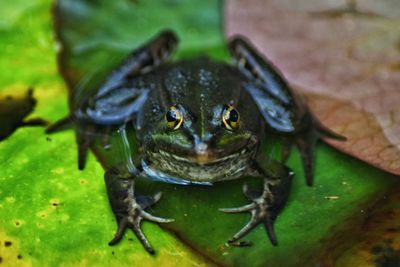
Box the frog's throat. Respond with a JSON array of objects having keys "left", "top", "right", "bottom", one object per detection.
[{"left": 144, "top": 147, "right": 256, "bottom": 182}]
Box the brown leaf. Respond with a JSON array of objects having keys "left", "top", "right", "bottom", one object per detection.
[{"left": 226, "top": 0, "right": 400, "bottom": 175}]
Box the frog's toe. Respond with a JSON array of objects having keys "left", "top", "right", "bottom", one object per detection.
[
  {"left": 219, "top": 184, "right": 260, "bottom": 213},
  {"left": 219, "top": 203, "right": 256, "bottom": 213},
  {"left": 136, "top": 192, "right": 174, "bottom": 223},
  {"left": 109, "top": 192, "right": 173, "bottom": 254},
  {"left": 109, "top": 215, "right": 156, "bottom": 254},
  {"left": 221, "top": 201, "right": 278, "bottom": 246},
  {"left": 141, "top": 209, "right": 174, "bottom": 224},
  {"left": 295, "top": 131, "right": 316, "bottom": 186},
  {"left": 228, "top": 213, "right": 277, "bottom": 246},
  {"left": 109, "top": 211, "right": 173, "bottom": 254},
  {"left": 77, "top": 132, "right": 92, "bottom": 170},
  {"left": 108, "top": 216, "right": 129, "bottom": 246},
  {"left": 76, "top": 124, "right": 114, "bottom": 170},
  {"left": 286, "top": 120, "right": 346, "bottom": 186},
  {"left": 317, "top": 122, "right": 347, "bottom": 141},
  {"left": 220, "top": 184, "right": 278, "bottom": 246}
]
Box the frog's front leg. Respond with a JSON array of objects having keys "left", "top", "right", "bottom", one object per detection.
[
  {"left": 221, "top": 154, "right": 293, "bottom": 245},
  {"left": 105, "top": 166, "right": 174, "bottom": 254}
]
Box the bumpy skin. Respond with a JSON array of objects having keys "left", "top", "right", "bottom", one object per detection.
[{"left": 48, "top": 30, "right": 345, "bottom": 254}]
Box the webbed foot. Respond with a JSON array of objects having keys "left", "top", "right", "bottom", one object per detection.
[
  {"left": 109, "top": 191, "right": 174, "bottom": 254},
  {"left": 220, "top": 183, "right": 278, "bottom": 246},
  {"left": 105, "top": 167, "right": 174, "bottom": 254},
  {"left": 220, "top": 157, "right": 293, "bottom": 246}
]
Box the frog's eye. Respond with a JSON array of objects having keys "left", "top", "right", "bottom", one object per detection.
[
  {"left": 222, "top": 105, "right": 240, "bottom": 130},
  {"left": 166, "top": 105, "right": 184, "bottom": 130}
]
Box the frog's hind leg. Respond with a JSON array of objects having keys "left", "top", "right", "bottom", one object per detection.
[
  {"left": 105, "top": 166, "right": 174, "bottom": 254},
  {"left": 220, "top": 155, "right": 294, "bottom": 246},
  {"left": 97, "top": 30, "right": 178, "bottom": 96},
  {"left": 285, "top": 117, "right": 346, "bottom": 186},
  {"left": 228, "top": 36, "right": 346, "bottom": 186}
]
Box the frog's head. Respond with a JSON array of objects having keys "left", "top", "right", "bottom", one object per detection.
[
  {"left": 136, "top": 60, "right": 263, "bottom": 181},
  {"left": 141, "top": 94, "right": 263, "bottom": 184},
  {"left": 148, "top": 103, "right": 258, "bottom": 164}
]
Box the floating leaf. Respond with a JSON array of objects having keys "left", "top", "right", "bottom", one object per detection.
[
  {"left": 226, "top": 0, "right": 400, "bottom": 175},
  {"left": 1, "top": 0, "right": 399, "bottom": 266},
  {"left": 0, "top": 1, "right": 219, "bottom": 266}
]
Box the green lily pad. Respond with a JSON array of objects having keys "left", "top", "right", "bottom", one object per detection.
[
  {"left": 0, "top": 0, "right": 399, "bottom": 266},
  {"left": 0, "top": 0, "right": 218, "bottom": 266}
]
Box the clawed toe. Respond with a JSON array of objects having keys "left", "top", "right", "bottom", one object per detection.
[
  {"left": 220, "top": 183, "right": 278, "bottom": 246},
  {"left": 109, "top": 192, "right": 174, "bottom": 254},
  {"left": 108, "top": 217, "right": 129, "bottom": 246},
  {"left": 282, "top": 119, "right": 346, "bottom": 186},
  {"left": 219, "top": 203, "right": 256, "bottom": 213},
  {"left": 221, "top": 202, "right": 278, "bottom": 246},
  {"left": 141, "top": 209, "right": 174, "bottom": 223}
]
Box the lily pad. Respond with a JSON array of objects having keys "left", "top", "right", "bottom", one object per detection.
[
  {"left": 0, "top": 0, "right": 217, "bottom": 266},
  {"left": 0, "top": 0, "right": 399, "bottom": 266}
]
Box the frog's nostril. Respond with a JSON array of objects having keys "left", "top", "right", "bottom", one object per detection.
[{"left": 195, "top": 142, "right": 208, "bottom": 154}]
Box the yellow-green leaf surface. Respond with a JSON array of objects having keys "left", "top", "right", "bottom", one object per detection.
[
  {"left": 0, "top": 0, "right": 399, "bottom": 266},
  {"left": 0, "top": 0, "right": 215, "bottom": 266}
]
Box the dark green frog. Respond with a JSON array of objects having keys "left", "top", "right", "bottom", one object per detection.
[{"left": 48, "top": 30, "right": 345, "bottom": 254}]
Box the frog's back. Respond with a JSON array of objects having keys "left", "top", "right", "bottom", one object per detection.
[
  {"left": 137, "top": 57, "right": 262, "bottom": 138},
  {"left": 160, "top": 58, "right": 242, "bottom": 110}
]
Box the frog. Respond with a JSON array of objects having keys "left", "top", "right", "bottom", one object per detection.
[{"left": 47, "top": 30, "right": 345, "bottom": 254}]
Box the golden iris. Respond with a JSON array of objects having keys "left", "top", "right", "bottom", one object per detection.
[
  {"left": 222, "top": 104, "right": 240, "bottom": 130},
  {"left": 165, "top": 105, "right": 183, "bottom": 130}
]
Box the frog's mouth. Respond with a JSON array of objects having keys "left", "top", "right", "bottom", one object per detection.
[
  {"left": 156, "top": 147, "right": 249, "bottom": 165},
  {"left": 143, "top": 136, "right": 258, "bottom": 182}
]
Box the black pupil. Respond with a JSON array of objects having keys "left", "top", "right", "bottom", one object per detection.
[
  {"left": 166, "top": 110, "right": 177, "bottom": 122},
  {"left": 229, "top": 110, "right": 239, "bottom": 122}
]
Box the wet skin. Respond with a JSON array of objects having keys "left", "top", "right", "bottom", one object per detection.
[{"left": 47, "top": 30, "right": 345, "bottom": 254}]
